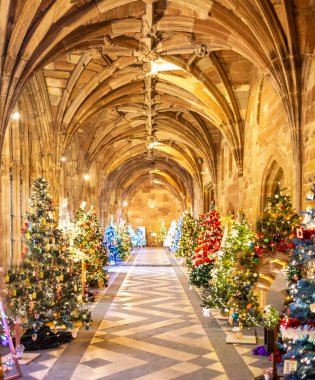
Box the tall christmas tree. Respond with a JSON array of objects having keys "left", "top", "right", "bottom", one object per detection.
[
  {"left": 157, "top": 221, "right": 167, "bottom": 246},
  {"left": 177, "top": 212, "right": 199, "bottom": 265},
  {"left": 171, "top": 215, "right": 184, "bottom": 252},
  {"left": 164, "top": 220, "right": 177, "bottom": 249},
  {"left": 202, "top": 221, "right": 255, "bottom": 313},
  {"left": 278, "top": 182, "right": 315, "bottom": 379},
  {"left": 104, "top": 223, "right": 120, "bottom": 264},
  {"left": 5, "top": 177, "right": 91, "bottom": 334},
  {"left": 72, "top": 206, "right": 108, "bottom": 287},
  {"left": 255, "top": 186, "right": 300, "bottom": 256},
  {"left": 189, "top": 208, "right": 222, "bottom": 288}
]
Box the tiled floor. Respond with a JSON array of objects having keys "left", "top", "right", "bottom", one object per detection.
[{"left": 17, "top": 248, "right": 270, "bottom": 379}]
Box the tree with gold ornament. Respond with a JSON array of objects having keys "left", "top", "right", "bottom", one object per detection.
[
  {"left": 5, "top": 177, "right": 91, "bottom": 346},
  {"left": 189, "top": 208, "right": 223, "bottom": 288},
  {"left": 157, "top": 221, "right": 167, "bottom": 246},
  {"left": 254, "top": 185, "right": 300, "bottom": 256},
  {"left": 177, "top": 212, "right": 199, "bottom": 265},
  {"left": 115, "top": 222, "right": 132, "bottom": 260},
  {"left": 73, "top": 206, "right": 108, "bottom": 287}
]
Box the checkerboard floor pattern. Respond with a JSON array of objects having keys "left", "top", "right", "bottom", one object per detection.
[{"left": 18, "top": 248, "right": 270, "bottom": 379}]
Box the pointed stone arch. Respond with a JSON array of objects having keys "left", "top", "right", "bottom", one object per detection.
[{"left": 261, "top": 158, "right": 285, "bottom": 211}]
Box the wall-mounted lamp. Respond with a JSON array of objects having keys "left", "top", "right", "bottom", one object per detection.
[
  {"left": 123, "top": 201, "right": 128, "bottom": 207},
  {"left": 11, "top": 111, "right": 21, "bottom": 120},
  {"left": 83, "top": 174, "right": 90, "bottom": 181},
  {"left": 61, "top": 156, "right": 66, "bottom": 162}
]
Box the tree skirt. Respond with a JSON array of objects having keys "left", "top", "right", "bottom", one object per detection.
[{"left": 21, "top": 326, "right": 73, "bottom": 350}]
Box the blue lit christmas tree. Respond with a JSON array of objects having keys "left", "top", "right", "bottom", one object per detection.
[
  {"left": 135, "top": 227, "right": 146, "bottom": 247},
  {"left": 171, "top": 215, "right": 184, "bottom": 252},
  {"left": 279, "top": 181, "right": 315, "bottom": 379},
  {"left": 104, "top": 223, "right": 119, "bottom": 265}
]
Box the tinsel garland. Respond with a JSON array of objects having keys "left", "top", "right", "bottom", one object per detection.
[{"left": 281, "top": 318, "right": 315, "bottom": 343}]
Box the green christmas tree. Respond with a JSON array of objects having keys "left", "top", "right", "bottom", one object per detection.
[
  {"left": 5, "top": 177, "right": 91, "bottom": 330},
  {"left": 226, "top": 226, "right": 261, "bottom": 327},
  {"left": 189, "top": 208, "right": 222, "bottom": 288},
  {"left": 73, "top": 206, "right": 108, "bottom": 287},
  {"left": 115, "top": 222, "right": 132, "bottom": 260},
  {"left": 202, "top": 221, "right": 251, "bottom": 312},
  {"left": 177, "top": 212, "right": 199, "bottom": 265},
  {"left": 255, "top": 186, "right": 300, "bottom": 255},
  {"left": 157, "top": 221, "right": 167, "bottom": 246}
]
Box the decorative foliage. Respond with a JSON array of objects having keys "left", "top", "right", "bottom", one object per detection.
[
  {"left": 157, "top": 221, "right": 167, "bottom": 246},
  {"left": 255, "top": 185, "right": 300, "bottom": 256},
  {"left": 189, "top": 208, "right": 222, "bottom": 288},
  {"left": 177, "top": 212, "right": 199, "bottom": 264},
  {"left": 278, "top": 181, "right": 315, "bottom": 379},
  {"left": 5, "top": 177, "right": 92, "bottom": 332},
  {"left": 72, "top": 206, "right": 108, "bottom": 287}
]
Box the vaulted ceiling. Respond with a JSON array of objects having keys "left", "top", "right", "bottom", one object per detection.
[{"left": 1, "top": 0, "right": 314, "bottom": 213}]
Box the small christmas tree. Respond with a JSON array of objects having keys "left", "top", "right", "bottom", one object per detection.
[
  {"left": 72, "top": 205, "right": 108, "bottom": 287},
  {"left": 135, "top": 227, "right": 146, "bottom": 247},
  {"left": 104, "top": 223, "right": 120, "bottom": 264},
  {"left": 224, "top": 224, "right": 261, "bottom": 327},
  {"left": 5, "top": 177, "right": 91, "bottom": 335},
  {"left": 164, "top": 220, "right": 177, "bottom": 249},
  {"left": 255, "top": 186, "right": 300, "bottom": 256},
  {"left": 115, "top": 222, "right": 132, "bottom": 260},
  {"left": 202, "top": 221, "right": 255, "bottom": 313},
  {"left": 177, "top": 213, "right": 199, "bottom": 265},
  {"left": 189, "top": 208, "right": 222, "bottom": 288},
  {"left": 126, "top": 224, "right": 137, "bottom": 247},
  {"left": 171, "top": 215, "right": 184, "bottom": 252},
  {"left": 278, "top": 182, "right": 315, "bottom": 380},
  {"left": 157, "top": 221, "right": 167, "bottom": 246}
]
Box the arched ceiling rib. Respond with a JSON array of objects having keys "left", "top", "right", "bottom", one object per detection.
[{"left": 1, "top": 0, "right": 313, "bottom": 212}]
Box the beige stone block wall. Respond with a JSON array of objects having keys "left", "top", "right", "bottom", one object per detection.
[
  {"left": 302, "top": 55, "right": 315, "bottom": 207},
  {"left": 126, "top": 183, "right": 184, "bottom": 246}
]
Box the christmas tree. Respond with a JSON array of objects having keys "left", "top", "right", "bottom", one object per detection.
[
  {"left": 189, "top": 208, "right": 222, "bottom": 288},
  {"left": 278, "top": 182, "right": 315, "bottom": 380},
  {"left": 171, "top": 215, "right": 184, "bottom": 252},
  {"left": 115, "top": 222, "right": 132, "bottom": 260},
  {"left": 164, "top": 220, "right": 177, "bottom": 249},
  {"left": 135, "top": 227, "right": 146, "bottom": 247},
  {"left": 72, "top": 205, "right": 108, "bottom": 287},
  {"left": 177, "top": 212, "right": 199, "bottom": 265},
  {"left": 255, "top": 186, "right": 300, "bottom": 256},
  {"left": 5, "top": 177, "right": 91, "bottom": 334},
  {"left": 157, "top": 221, "right": 167, "bottom": 246},
  {"left": 126, "top": 224, "right": 137, "bottom": 247},
  {"left": 224, "top": 223, "right": 261, "bottom": 326},
  {"left": 202, "top": 221, "right": 255, "bottom": 313},
  {"left": 104, "top": 223, "right": 120, "bottom": 264}
]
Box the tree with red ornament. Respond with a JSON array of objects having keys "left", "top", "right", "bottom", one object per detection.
[{"left": 189, "top": 207, "right": 222, "bottom": 288}]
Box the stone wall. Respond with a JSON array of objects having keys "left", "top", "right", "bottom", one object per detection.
[{"left": 125, "top": 182, "right": 184, "bottom": 246}]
